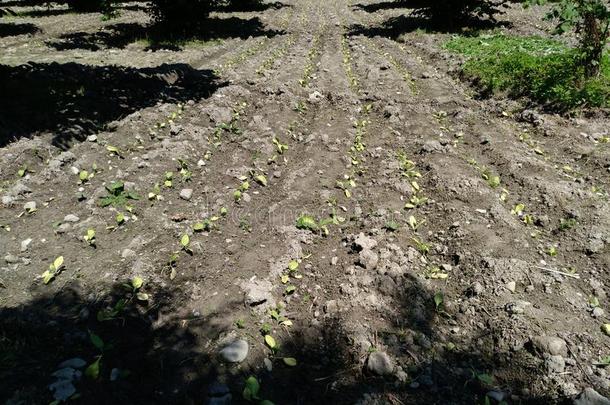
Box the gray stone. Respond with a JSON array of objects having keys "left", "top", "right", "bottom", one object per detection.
[
  {"left": 506, "top": 281, "right": 516, "bottom": 293},
  {"left": 367, "top": 351, "right": 394, "bottom": 375},
  {"left": 121, "top": 249, "right": 137, "bottom": 259},
  {"left": 592, "top": 307, "right": 605, "bottom": 318},
  {"left": 505, "top": 300, "right": 531, "bottom": 315},
  {"left": 4, "top": 254, "right": 19, "bottom": 264},
  {"left": 359, "top": 249, "right": 379, "bottom": 270},
  {"left": 354, "top": 233, "right": 377, "bottom": 251},
  {"left": 20, "top": 238, "right": 32, "bottom": 252},
  {"left": 219, "top": 339, "right": 249, "bottom": 363},
  {"left": 63, "top": 214, "right": 80, "bottom": 223},
  {"left": 2, "top": 195, "right": 14, "bottom": 205},
  {"left": 180, "top": 189, "right": 193, "bottom": 201},
  {"left": 243, "top": 279, "right": 275, "bottom": 308},
  {"left": 58, "top": 358, "right": 87, "bottom": 369},
  {"left": 23, "top": 201, "right": 37, "bottom": 212},
  {"left": 470, "top": 282, "right": 484, "bottom": 296},
  {"left": 545, "top": 355, "right": 565, "bottom": 373},
  {"left": 574, "top": 388, "right": 610, "bottom": 405},
  {"left": 531, "top": 335, "right": 568, "bottom": 357}
]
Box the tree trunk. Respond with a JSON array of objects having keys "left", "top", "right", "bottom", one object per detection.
[{"left": 583, "top": 10, "right": 603, "bottom": 78}]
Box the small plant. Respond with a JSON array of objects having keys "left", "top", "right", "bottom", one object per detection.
[
  {"left": 272, "top": 137, "right": 288, "bottom": 154},
  {"left": 296, "top": 214, "right": 318, "bottom": 232},
  {"left": 411, "top": 237, "right": 431, "bottom": 255},
  {"left": 384, "top": 220, "right": 400, "bottom": 232},
  {"left": 84, "top": 229, "right": 96, "bottom": 247},
  {"left": 98, "top": 181, "right": 140, "bottom": 208},
  {"left": 41, "top": 256, "right": 64, "bottom": 285},
  {"left": 558, "top": 217, "right": 577, "bottom": 231},
  {"left": 180, "top": 234, "right": 192, "bottom": 254},
  {"left": 433, "top": 291, "right": 444, "bottom": 311}
]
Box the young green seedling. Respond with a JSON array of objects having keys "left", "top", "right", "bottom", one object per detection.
[
  {"left": 41, "top": 256, "right": 64, "bottom": 285},
  {"left": 180, "top": 234, "right": 192, "bottom": 254},
  {"left": 84, "top": 229, "right": 96, "bottom": 247}
]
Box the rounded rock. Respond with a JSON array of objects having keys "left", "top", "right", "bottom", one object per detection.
[
  {"left": 219, "top": 339, "right": 249, "bottom": 363},
  {"left": 367, "top": 351, "right": 394, "bottom": 376}
]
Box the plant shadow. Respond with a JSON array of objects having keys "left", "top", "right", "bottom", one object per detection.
[
  {"left": 0, "top": 21, "right": 40, "bottom": 37},
  {"left": 0, "top": 62, "right": 227, "bottom": 149}
]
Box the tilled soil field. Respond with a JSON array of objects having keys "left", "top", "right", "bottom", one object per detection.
[{"left": 1, "top": 1, "right": 609, "bottom": 404}]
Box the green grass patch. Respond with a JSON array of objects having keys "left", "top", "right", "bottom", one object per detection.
[{"left": 445, "top": 34, "right": 610, "bottom": 110}]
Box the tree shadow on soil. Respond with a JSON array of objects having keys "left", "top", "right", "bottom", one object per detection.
[
  {"left": 0, "top": 281, "right": 241, "bottom": 404},
  {"left": 0, "top": 62, "right": 226, "bottom": 149},
  {"left": 352, "top": 0, "right": 427, "bottom": 13},
  {"left": 215, "top": 1, "right": 288, "bottom": 12},
  {"left": 46, "top": 16, "right": 283, "bottom": 51},
  {"left": 0, "top": 21, "right": 40, "bottom": 37},
  {"left": 0, "top": 271, "right": 569, "bottom": 404}
]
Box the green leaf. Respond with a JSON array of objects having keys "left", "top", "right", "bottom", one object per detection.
[
  {"left": 131, "top": 276, "right": 144, "bottom": 290},
  {"left": 285, "top": 285, "right": 296, "bottom": 295},
  {"left": 255, "top": 174, "right": 267, "bottom": 187},
  {"left": 42, "top": 269, "right": 54, "bottom": 285},
  {"left": 288, "top": 260, "right": 299, "bottom": 271},
  {"left": 136, "top": 292, "right": 149, "bottom": 301},
  {"left": 296, "top": 214, "right": 318, "bottom": 231},
  {"left": 89, "top": 331, "right": 104, "bottom": 351},
  {"left": 116, "top": 212, "right": 125, "bottom": 224},
  {"left": 242, "top": 376, "right": 260, "bottom": 401},
  {"left": 85, "top": 357, "right": 101, "bottom": 379},
  {"left": 477, "top": 373, "right": 494, "bottom": 385},
  {"left": 264, "top": 334, "right": 277, "bottom": 349},
  {"left": 180, "top": 234, "right": 190, "bottom": 248},
  {"left": 283, "top": 357, "right": 297, "bottom": 367},
  {"left": 434, "top": 291, "right": 444, "bottom": 310},
  {"left": 52, "top": 256, "right": 64, "bottom": 271},
  {"left": 602, "top": 324, "right": 610, "bottom": 336},
  {"left": 193, "top": 222, "right": 205, "bottom": 232},
  {"left": 79, "top": 170, "right": 89, "bottom": 182}
]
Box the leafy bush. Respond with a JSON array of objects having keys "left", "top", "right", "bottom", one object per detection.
[
  {"left": 414, "top": 0, "right": 509, "bottom": 26},
  {"left": 528, "top": 0, "right": 610, "bottom": 78},
  {"left": 446, "top": 34, "right": 610, "bottom": 109}
]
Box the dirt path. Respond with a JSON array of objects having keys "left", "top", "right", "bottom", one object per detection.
[{"left": 1, "top": 0, "right": 609, "bottom": 404}]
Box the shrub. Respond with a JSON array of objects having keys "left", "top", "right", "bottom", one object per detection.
[
  {"left": 528, "top": 0, "right": 610, "bottom": 78},
  {"left": 414, "top": 0, "right": 509, "bottom": 26}
]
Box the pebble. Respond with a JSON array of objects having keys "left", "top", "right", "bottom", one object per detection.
[
  {"left": 2, "top": 195, "right": 15, "bottom": 205},
  {"left": 63, "top": 214, "right": 80, "bottom": 223},
  {"left": 359, "top": 249, "right": 379, "bottom": 270},
  {"left": 531, "top": 335, "right": 568, "bottom": 357},
  {"left": 23, "top": 201, "right": 36, "bottom": 212},
  {"left": 219, "top": 339, "right": 249, "bottom": 363},
  {"left": 179, "top": 189, "right": 193, "bottom": 201},
  {"left": 470, "top": 281, "right": 484, "bottom": 296},
  {"left": 4, "top": 254, "right": 19, "bottom": 264},
  {"left": 506, "top": 281, "right": 516, "bottom": 293},
  {"left": 264, "top": 357, "right": 273, "bottom": 372},
  {"left": 574, "top": 388, "right": 610, "bottom": 405},
  {"left": 87, "top": 135, "right": 97, "bottom": 142},
  {"left": 487, "top": 391, "right": 507, "bottom": 402},
  {"left": 20, "top": 238, "right": 32, "bottom": 252},
  {"left": 121, "top": 249, "right": 137, "bottom": 259},
  {"left": 367, "top": 351, "right": 394, "bottom": 375},
  {"left": 354, "top": 233, "right": 377, "bottom": 251},
  {"left": 545, "top": 355, "right": 565, "bottom": 373},
  {"left": 592, "top": 307, "right": 605, "bottom": 318},
  {"left": 505, "top": 300, "right": 531, "bottom": 315}
]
